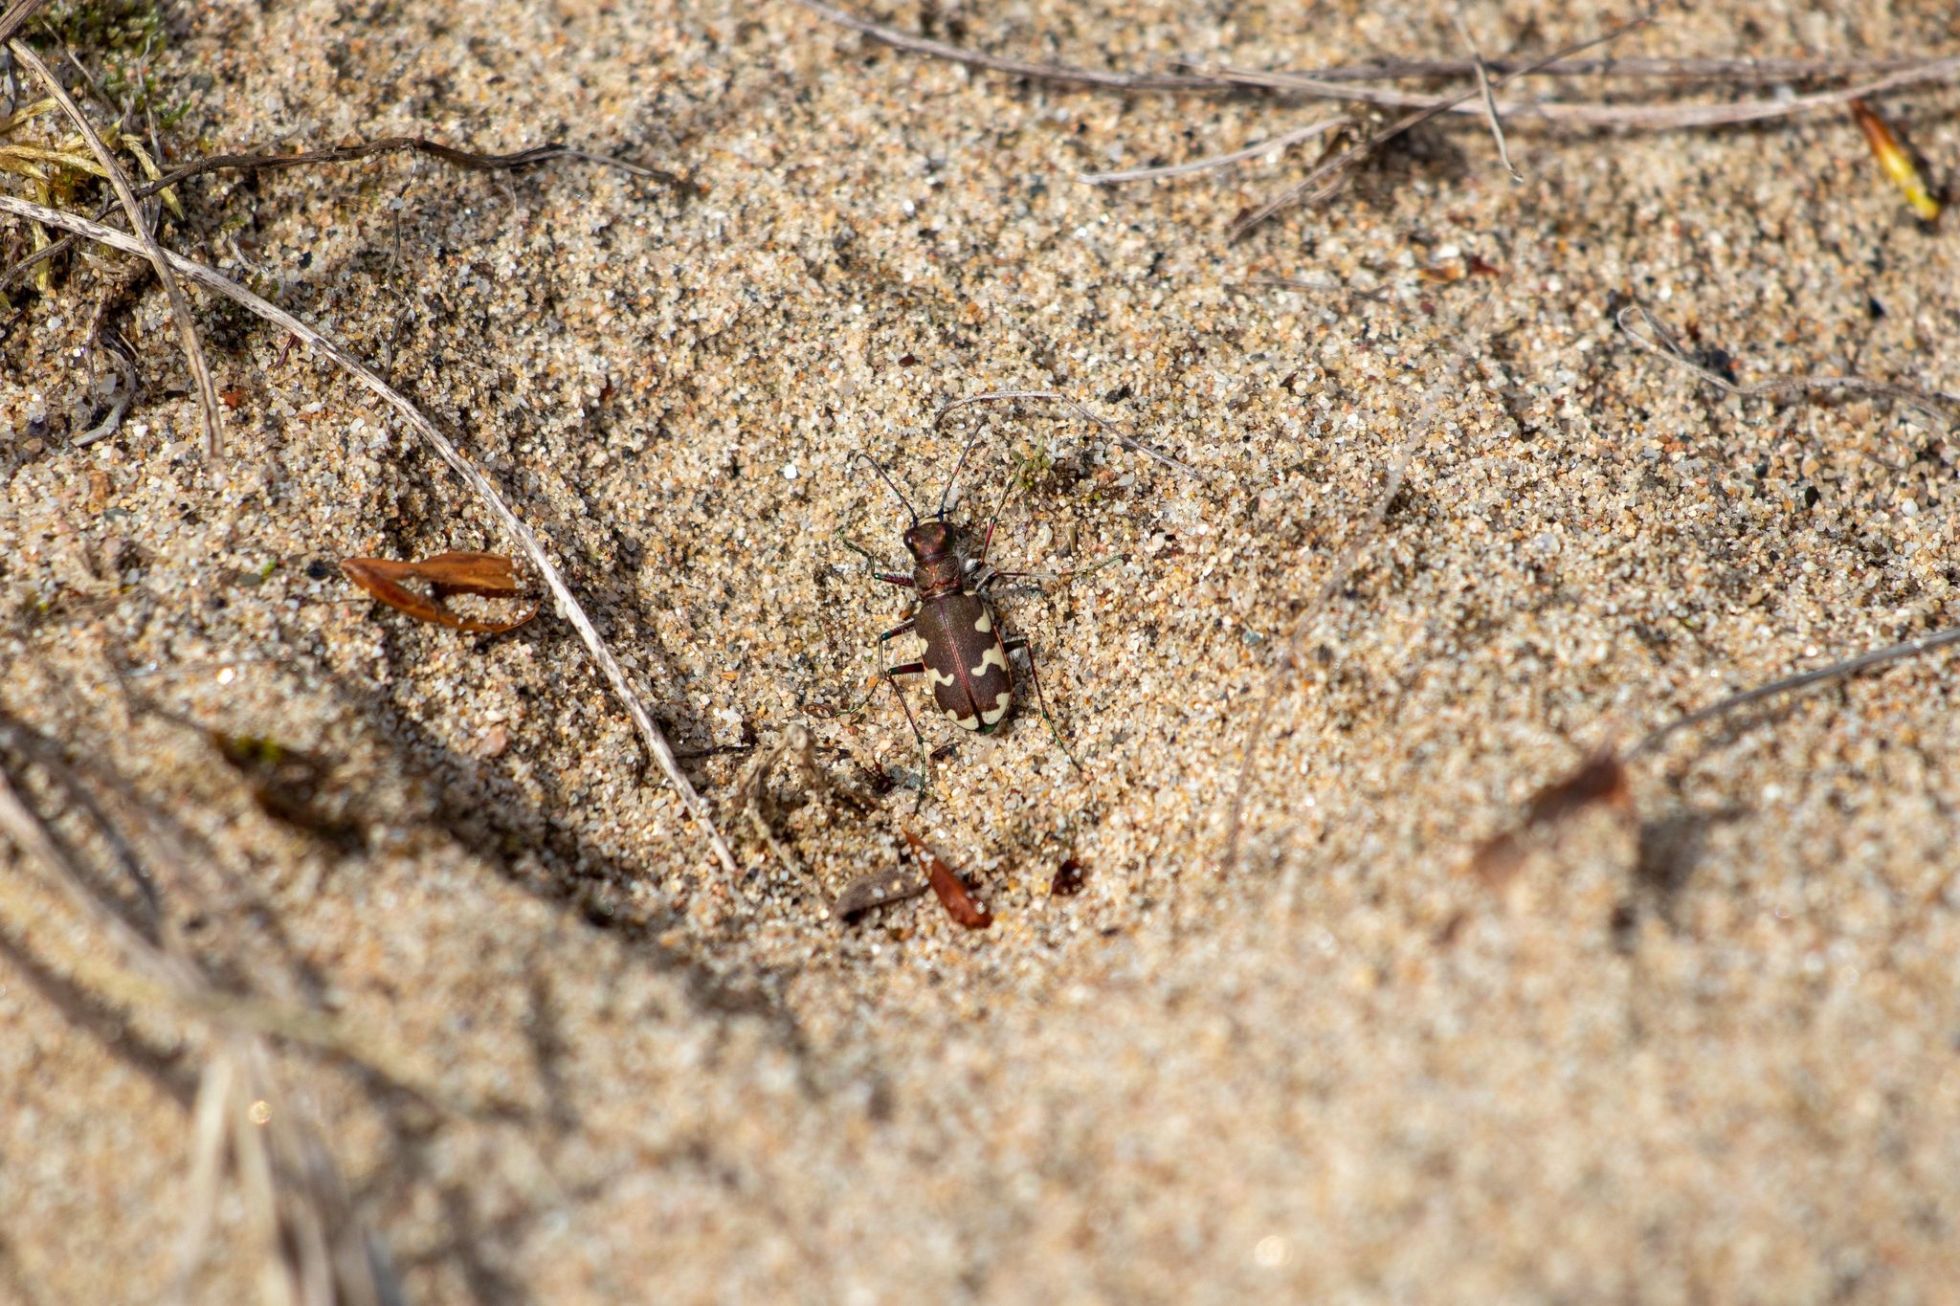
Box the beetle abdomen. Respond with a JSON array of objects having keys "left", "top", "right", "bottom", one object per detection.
[{"left": 917, "top": 593, "right": 1013, "bottom": 733}]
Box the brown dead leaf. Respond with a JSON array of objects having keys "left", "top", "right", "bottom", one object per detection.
[
  {"left": 340, "top": 550, "right": 538, "bottom": 634},
  {"left": 902, "top": 827, "right": 993, "bottom": 929}
]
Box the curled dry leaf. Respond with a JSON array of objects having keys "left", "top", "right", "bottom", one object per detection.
[
  {"left": 340, "top": 551, "right": 538, "bottom": 634},
  {"left": 901, "top": 827, "right": 993, "bottom": 929}
]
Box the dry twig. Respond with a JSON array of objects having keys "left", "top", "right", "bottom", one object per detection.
[
  {"left": 1467, "top": 618, "right": 1960, "bottom": 887},
  {"left": 0, "top": 190, "right": 742, "bottom": 877},
  {"left": 0, "top": 0, "right": 46, "bottom": 47},
  {"left": 1451, "top": 8, "right": 1520, "bottom": 182},
  {"left": 1228, "top": 16, "right": 1652, "bottom": 236},
  {"left": 1618, "top": 304, "right": 1960, "bottom": 428},
  {"left": 932, "top": 388, "right": 1199, "bottom": 478},
  {"left": 796, "top": 2, "right": 1947, "bottom": 97},
  {"left": 801, "top": 0, "right": 1960, "bottom": 126},
  {"left": 797, "top": 2, "right": 1960, "bottom": 232},
  {"left": 1242, "top": 53, "right": 1937, "bottom": 86},
  {"left": 1201, "top": 54, "right": 1960, "bottom": 128},
  {"left": 1081, "top": 116, "right": 1347, "bottom": 186},
  {"left": 738, "top": 723, "right": 868, "bottom": 875},
  {"left": 1632, "top": 622, "right": 1960, "bottom": 760},
  {"left": 9, "top": 39, "right": 225, "bottom": 457},
  {"left": 5, "top": 134, "right": 688, "bottom": 288}
]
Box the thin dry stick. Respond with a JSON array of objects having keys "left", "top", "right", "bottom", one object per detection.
[
  {"left": 1081, "top": 116, "right": 1347, "bottom": 186},
  {"left": 9, "top": 40, "right": 225, "bottom": 457},
  {"left": 1250, "top": 53, "right": 1935, "bottom": 85},
  {"left": 798, "top": 5, "right": 1960, "bottom": 145},
  {"left": 0, "top": 762, "right": 404, "bottom": 1305},
  {"left": 797, "top": 5, "right": 1941, "bottom": 91},
  {"left": 0, "top": 0, "right": 46, "bottom": 46},
  {"left": 1630, "top": 622, "right": 1960, "bottom": 759},
  {"left": 793, "top": 0, "right": 1210, "bottom": 90},
  {"left": 1222, "top": 433, "right": 1417, "bottom": 873},
  {"left": 1230, "top": 15, "right": 1654, "bottom": 237},
  {"left": 0, "top": 725, "right": 506, "bottom": 1115},
  {"left": 1451, "top": 9, "right": 1520, "bottom": 182},
  {"left": 0, "top": 191, "right": 741, "bottom": 877},
  {"left": 135, "top": 136, "right": 691, "bottom": 198},
  {"left": 5, "top": 135, "right": 689, "bottom": 288},
  {"left": 1203, "top": 54, "right": 1960, "bottom": 127},
  {"left": 1618, "top": 305, "right": 1960, "bottom": 427}
]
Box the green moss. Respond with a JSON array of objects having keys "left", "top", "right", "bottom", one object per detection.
[
  {"left": 26, "top": 2, "right": 197, "bottom": 124},
  {"left": 30, "top": 0, "right": 168, "bottom": 56}
]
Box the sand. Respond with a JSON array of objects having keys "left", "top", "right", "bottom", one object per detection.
[{"left": 3, "top": 0, "right": 1959, "bottom": 1301}]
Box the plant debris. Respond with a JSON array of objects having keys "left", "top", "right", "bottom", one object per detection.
[
  {"left": 902, "top": 826, "right": 992, "bottom": 929},
  {"left": 738, "top": 723, "right": 868, "bottom": 876},
  {"left": 340, "top": 550, "right": 538, "bottom": 635},
  {"left": 1850, "top": 97, "right": 1940, "bottom": 222}
]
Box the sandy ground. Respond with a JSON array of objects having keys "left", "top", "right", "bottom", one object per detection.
[{"left": 4, "top": 0, "right": 1960, "bottom": 1301}]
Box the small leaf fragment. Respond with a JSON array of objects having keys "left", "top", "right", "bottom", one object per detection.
[
  {"left": 1466, "top": 749, "right": 1632, "bottom": 889},
  {"left": 1851, "top": 98, "right": 1941, "bottom": 222}
]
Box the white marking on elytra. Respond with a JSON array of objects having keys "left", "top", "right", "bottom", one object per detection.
[
  {"left": 947, "top": 709, "right": 980, "bottom": 730},
  {"left": 973, "top": 611, "right": 992, "bottom": 633},
  {"left": 980, "top": 691, "right": 1012, "bottom": 725},
  {"left": 926, "top": 667, "right": 957, "bottom": 688},
  {"left": 972, "top": 646, "right": 1010, "bottom": 677}
]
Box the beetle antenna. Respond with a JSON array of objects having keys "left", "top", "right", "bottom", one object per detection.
[
  {"left": 854, "top": 451, "right": 920, "bottom": 526},
  {"left": 935, "top": 388, "right": 1201, "bottom": 480},
  {"left": 934, "top": 424, "right": 992, "bottom": 520}
]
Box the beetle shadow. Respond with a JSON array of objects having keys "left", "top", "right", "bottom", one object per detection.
[{"left": 1623, "top": 802, "right": 1750, "bottom": 935}]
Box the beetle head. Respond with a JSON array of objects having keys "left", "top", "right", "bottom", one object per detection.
[{"left": 903, "top": 520, "right": 955, "bottom": 562}]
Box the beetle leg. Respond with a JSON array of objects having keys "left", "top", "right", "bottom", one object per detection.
[
  {"left": 869, "top": 618, "right": 936, "bottom": 803},
  {"left": 1003, "top": 634, "right": 1081, "bottom": 771},
  {"left": 875, "top": 573, "right": 915, "bottom": 588},
  {"left": 878, "top": 659, "right": 936, "bottom": 806}
]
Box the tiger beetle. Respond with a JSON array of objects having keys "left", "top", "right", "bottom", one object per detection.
[
  {"left": 851, "top": 389, "right": 1199, "bottom": 766},
  {"left": 854, "top": 426, "right": 1059, "bottom": 749}
]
